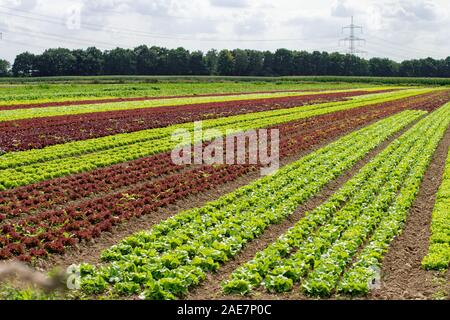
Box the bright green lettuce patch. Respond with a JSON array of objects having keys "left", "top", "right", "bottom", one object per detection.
[
  {"left": 0, "top": 81, "right": 383, "bottom": 106},
  {"left": 0, "top": 87, "right": 399, "bottom": 122},
  {"left": 422, "top": 147, "right": 450, "bottom": 270},
  {"left": 0, "top": 89, "right": 429, "bottom": 190},
  {"left": 76, "top": 110, "right": 424, "bottom": 299},
  {"left": 223, "top": 102, "right": 450, "bottom": 297}
]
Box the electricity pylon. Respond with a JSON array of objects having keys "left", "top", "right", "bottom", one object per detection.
[{"left": 340, "top": 16, "right": 366, "bottom": 56}]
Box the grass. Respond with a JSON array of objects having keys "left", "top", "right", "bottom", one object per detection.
[
  {"left": 0, "top": 75, "right": 449, "bottom": 86},
  {"left": 0, "top": 81, "right": 380, "bottom": 105}
]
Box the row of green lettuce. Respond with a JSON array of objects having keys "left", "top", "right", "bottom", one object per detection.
[
  {"left": 0, "top": 82, "right": 380, "bottom": 105},
  {"left": 0, "top": 87, "right": 398, "bottom": 122},
  {"left": 422, "top": 147, "right": 450, "bottom": 270},
  {"left": 224, "top": 101, "right": 450, "bottom": 297},
  {"left": 75, "top": 110, "right": 425, "bottom": 299},
  {"left": 0, "top": 89, "right": 432, "bottom": 190}
]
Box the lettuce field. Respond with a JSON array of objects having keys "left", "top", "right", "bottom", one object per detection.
[{"left": 0, "top": 80, "right": 449, "bottom": 300}]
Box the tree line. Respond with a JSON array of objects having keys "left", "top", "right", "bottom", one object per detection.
[{"left": 3, "top": 45, "right": 450, "bottom": 78}]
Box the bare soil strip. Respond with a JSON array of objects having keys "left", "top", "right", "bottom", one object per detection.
[
  {"left": 368, "top": 126, "right": 450, "bottom": 300},
  {"left": 2, "top": 163, "right": 204, "bottom": 225},
  {"left": 214, "top": 122, "right": 450, "bottom": 301},
  {"left": 35, "top": 114, "right": 420, "bottom": 273},
  {"left": 182, "top": 116, "right": 425, "bottom": 300},
  {"left": 34, "top": 165, "right": 258, "bottom": 271}
]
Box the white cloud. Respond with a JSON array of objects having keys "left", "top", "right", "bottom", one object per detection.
[
  {"left": 232, "top": 11, "right": 268, "bottom": 35},
  {"left": 331, "top": 0, "right": 355, "bottom": 17},
  {"left": 210, "top": 0, "right": 250, "bottom": 8},
  {"left": 0, "top": 0, "right": 449, "bottom": 63},
  {"left": 3, "top": 0, "right": 37, "bottom": 10}
]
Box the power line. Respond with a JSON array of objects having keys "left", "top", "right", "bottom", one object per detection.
[
  {"left": 0, "top": 5, "right": 221, "bottom": 40},
  {"left": 2, "top": 38, "right": 48, "bottom": 50},
  {"left": 339, "top": 16, "right": 366, "bottom": 56},
  {"left": 0, "top": 6, "right": 336, "bottom": 43},
  {"left": 3, "top": 21, "right": 340, "bottom": 55},
  {"left": 364, "top": 43, "right": 414, "bottom": 61},
  {"left": 80, "top": 5, "right": 220, "bottom": 22},
  {"left": 367, "top": 34, "right": 446, "bottom": 58},
  {"left": 6, "top": 26, "right": 121, "bottom": 49},
  {"left": 3, "top": 4, "right": 445, "bottom": 60},
  {"left": 0, "top": 9, "right": 198, "bottom": 40}
]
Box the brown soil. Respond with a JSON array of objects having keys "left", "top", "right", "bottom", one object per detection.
[
  {"left": 0, "top": 89, "right": 329, "bottom": 111},
  {"left": 230, "top": 124, "right": 450, "bottom": 301},
  {"left": 4, "top": 162, "right": 213, "bottom": 226},
  {"left": 34, "top": 113, "right": 415, "bottom": 273},
  {"left": 368, "top": 126, "right": 450, "bottom": 300},
  {"left": 34, "top": 167, "right": 258, "bottom": 271},
  {"left": 185, "top": 117, "right": 424, "bottom": 300},
  {"left": 34, "top": 114, "right": 449, "bottom": 302}
]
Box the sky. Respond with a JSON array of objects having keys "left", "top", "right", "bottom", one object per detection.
[{"left": 0, "top": 0, "right": 449, "bottom": 63}]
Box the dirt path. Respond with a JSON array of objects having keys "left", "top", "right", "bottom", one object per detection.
[
  {"left": 369, "top": 126, "right": 450, "bottom": 300},
  {"left": 186, "top": 117, "right": 424, "bottom": 300},
  {"left": 35, "top": 114, "right": 420, "bottom": 273},
  {"left": 33, "top": 114, "right": 449, "bottom": 301},
  {"left": 0, "top": 89, "right": 330, "bottom": 111}
]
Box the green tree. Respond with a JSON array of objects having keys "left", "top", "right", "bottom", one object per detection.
[
  {"left": 190, "top": 51, "right": 209, "bottom": 75},
  {"left": 292, "top": 51, "right": 311, "bottom": 75},
  {"left": 217, "top": 50, "right": 234, "bottom": 76},
  {"left": 13, "top": 52, "right": 36, "bottom": 76},
  {"left": 342, "top": 55, "right": 369, "bottom": 76},
  {"left": 84, "top": 47, "right": 104, "bottom": 75},
  {"left": 10, "top": 45, "right": 450, "bottom": 77},
  {"left": 327, "top": 52, "right": 345, "bottom": 75},
  {"left": 444, "top": 57, "right": 450, "bottom": 77},
  {"left": 232, "top": 49, "right": 249, "bottom": 76},
  {"left": 399, "top": 60, "right": 416, "bottom": 77},
  {"left": 104, "top": 48, "right": 136, "bottom": 75},
  {"left": 34, "top": 48, "right": 76, "bottom": 76},
  {"left": 262, "top": 51, "right": 274, "bottom": 76},
  {"left": 71, "top": 49, "right": 88, "bottom": 75},
  {"left": 310, "top": 51, "right": 324, "bottom": 75},
  {"left": 0, "top": 59, "right": 11, "bottom": 76},
  {"left": 205, "top": 49, "right": 218, "bottom": 75},
  {"left": 369, "top": 57, "right": 398, "bottom": 77},
  {"left": 418, "top": 57, "right": 439, "bottom": 77},
  {"left": 134, "top": 45, "right": 158, "bottom": 75},
  {"left": 167, "top": 47, "right": 190, "bottom": 75},
  {"left": 149, "top": 46, "right": 168, "bottom": 75},
  {"left": 317, "top": 51, "right": 330, "bottom": 75},
  {"left": 246, "top": 50, "right": 264, "bottom": 76},
  {"left": 273, "top": 49, "right": 294, "bottom": 76}
]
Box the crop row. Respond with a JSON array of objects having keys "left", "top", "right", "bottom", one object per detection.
[
  {"left": 72, "top": 111, "right": 424, "bottom": 298},
  {"left": 0, "top": 88, "right": 375, "bottom": 111},
  {"left": 0, "top": 102, "right": 420, "bottom": 260},
  {"left": 337, "top": 104, "right": 450, "bottom": 294},
  {"left": 223, "top": 102, "right": 450, "bottom": 297},
  {"left": 0, "top": 82, "right": 377, "bottom": 106},
  {"left": 0, "top": 88, "right": 424, "bottom": 168},
  {"left": 3, "top": 89, "right": 446, "bottom": 153},
  {"left": 0, "top": 88, "right": 391, "bottom": 122},
  {"left": 0, "top": 165, "right": 251, "bottom": 261},
  {"left": 0, "top": 89, "right": 305, "bottom": 111},
  {"left": 1, "top": 90, "right": 446, "bottom": 220},
  {"left": 0, "top": 89, "right": 431, "bottom": 189},
  {"left": 422, "top": 147, "right": 450, "bottom": 270},
  {"left": 0, "top": 90, "right": 372, "bottom": 152}
]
